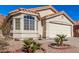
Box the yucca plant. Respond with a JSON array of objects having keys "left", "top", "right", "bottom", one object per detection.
[
  {"left": 54, "top": 34, "right": 68, "bottom": 46},
  {"left": 54, "top": 37, "right": 60, "bottom": 46},
  {"left": 23, "top": 38, "right": 41, "bottom": 53}
]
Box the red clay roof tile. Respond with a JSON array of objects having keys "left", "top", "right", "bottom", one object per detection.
[{"left": 75, "top": 21, "right": 79, "bottom": 25}]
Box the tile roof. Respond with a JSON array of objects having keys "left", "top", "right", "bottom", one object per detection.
[
  {"left": 8, "top": 5, "right": 74, "bottom": 24},
  {"left": 8, "top": 5, "right": 60, "bottom": 21},
  {"left": 9, "top": 8, "right": 37, "bottom": 16},
  {"left": 75, "top": 21, "right": 79, "bottom": 25},
  {"left": 28, "top": 5, "right": 58, "bottom": 12},
  {"left": 9, "top": 5, "right": 58, "bottom": 16}
]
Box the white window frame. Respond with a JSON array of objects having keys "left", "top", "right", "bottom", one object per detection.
[
  {"left": 15, "top": 18, "right": 21, "bottom": 30},
  {"left": 24, "top": 15, "right": 35, "bottom": 30}
]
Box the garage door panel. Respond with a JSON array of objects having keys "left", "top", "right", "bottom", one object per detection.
[{"left": 46, "top": 23, "right": 71, "bottom": 38}]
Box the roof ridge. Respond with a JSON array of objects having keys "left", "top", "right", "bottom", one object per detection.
[
  {"left": 28, "top": 5, "right": 58, "bottom": 13},
  {"left": 9, "top": 6, "right": 51, "bottom": 14},
  {"left": 9, "top": 5, "right": 58, "bottom": 17},
  {"left": 9, "top": 8, "right": 37, "bottom": 16},
  {"left": 28, "top": 5, "right": 51, "bottom": 10}
]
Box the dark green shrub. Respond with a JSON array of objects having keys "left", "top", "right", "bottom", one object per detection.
[
  {"left": 54, "top": 34, "right": 68, "bottom": 46},
  {"left": 23, "top": 38, "right": 41, "bottom": 53},
  {"left": 54, "top": 37, "right": 60, "bottom": 46}
]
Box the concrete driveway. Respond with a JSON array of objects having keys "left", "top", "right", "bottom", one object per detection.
[{"left": 35, "top": 37, "right": 79, "bottom": 53}]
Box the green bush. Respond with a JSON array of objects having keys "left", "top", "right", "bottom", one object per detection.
[
  {"left": 54, "top": 37, "right": 60, "bottom": 46},
  {"left": 23, "top": 38, "right": 41, "bottom": 53},
  {"left": 54, "top": 34, "right": 68, "bottom": 46}
]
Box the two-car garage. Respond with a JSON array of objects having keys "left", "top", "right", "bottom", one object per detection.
[
  {"left": 46, "top": 13, "right": 74, "bottom": 38},
  {"left": 46, "top": 23, "right": 72, "bottom": 38}
]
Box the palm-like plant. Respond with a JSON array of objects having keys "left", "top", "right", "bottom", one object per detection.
[
  {"left": 23, "top": 38, "right": 41, "bottom": 53},
  {"left": 54, "top": 34, "right": 67, "bottom": 46},
  {"left": 54, "top": 37, "right": 60, "bottom": 46}
]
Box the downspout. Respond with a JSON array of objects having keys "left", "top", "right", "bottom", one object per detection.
[{"left": 42, "top": 18, "right": 46, "bottom": 39}]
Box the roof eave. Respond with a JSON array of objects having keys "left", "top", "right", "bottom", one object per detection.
[{"left": 44, "top": 11, "right": 74, "bottom": 24}]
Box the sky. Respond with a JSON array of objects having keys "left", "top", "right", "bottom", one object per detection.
[{"left": 0, "top": 5, "right": 79, "bottom": 21}]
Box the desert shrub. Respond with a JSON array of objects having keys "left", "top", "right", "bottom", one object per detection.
[
  {"left": 54, "top": 34, "right": 68, "bottom": 46},
  {"left": 23, "top": 38, "right": 41, "bottom": 53},
  {"left": 54, "top": 37, "right": 60, "bottom": 46}
]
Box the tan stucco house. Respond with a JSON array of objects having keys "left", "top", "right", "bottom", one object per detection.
[{"left": 3, "top": 6, "right": 74, "bottom": 40}]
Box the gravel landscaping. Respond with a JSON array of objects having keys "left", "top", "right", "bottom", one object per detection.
[
  {"left": 1, "top": 37, "right": 79, "bottom": 53},
  {"left": 35, "top": 37, "right": 79, "bottom": 53}
]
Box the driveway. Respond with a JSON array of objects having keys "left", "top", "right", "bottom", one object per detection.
[{"left": 35, "top": 37, "right": 79, "bottom": 53}]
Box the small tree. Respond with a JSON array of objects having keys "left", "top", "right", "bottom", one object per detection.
[
  {"left": 23, "top": 38, "right": 41, "bottom": 53},
  {"left": 54, "top": 34, "right": 68, "bottom": 46}
]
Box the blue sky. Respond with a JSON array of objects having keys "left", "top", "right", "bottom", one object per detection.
[{"left": 0, "top": 5, "right": 79, "bottom": 21}]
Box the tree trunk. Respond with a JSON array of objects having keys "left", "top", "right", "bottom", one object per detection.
[{"left": 60, "top": 39, "right": 63, "bottom": 46}]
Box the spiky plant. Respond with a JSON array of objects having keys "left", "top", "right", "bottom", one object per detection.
[
  {"left": 54, "top": 34, "right": 68, "bottom": 46},
  {"left": 54, "top": 37, "right": 60, "bottom": 46},
  {"left": 23, "top": 38, "right": 41, "bottom": 53}
]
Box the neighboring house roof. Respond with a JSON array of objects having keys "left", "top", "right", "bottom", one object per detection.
[
  {"left": 75, "top": 21, "right": 79, "bottom": 25},
  {"left": 0, "top": 15, "right": 6, "bottom": 28}
]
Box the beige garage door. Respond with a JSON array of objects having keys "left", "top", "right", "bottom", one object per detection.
[{"left": 46, "top": 23, "right": 72, "bottom": 38}]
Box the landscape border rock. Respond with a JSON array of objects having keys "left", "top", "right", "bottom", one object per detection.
[{"left": 49, "top": 43, "right": 71, "bottom": 50}]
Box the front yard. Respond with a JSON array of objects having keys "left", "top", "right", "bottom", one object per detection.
[
  {"left": 35, "top": 37, "right": 79, "bottom": 53},
  {"left": 0, "top": 37, "right": 79, "bottom": 53}
]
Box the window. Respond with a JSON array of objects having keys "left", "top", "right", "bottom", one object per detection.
[
  {"left": 24, "top": 19, "right": 29, "bottom": 30},
  {"left": 24, "top": 15, "right": 35, "bottom": 30},
  {"left": 15, "top": 18, "right": 20, "bottom": 30},
  {"left": 10, "top": 20, "right": 13, "bottom": 30},
  {"left": 30, "top": 18, "right": 35, "bottom": 30}
]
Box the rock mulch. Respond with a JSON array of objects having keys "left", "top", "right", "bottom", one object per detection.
[
  {"left": 1, "top": 37, "right": 79, "bottom": 53},
  {"left": 35, "top": 38, "right": 79, "bottom": 53},
  {"left": 7, "top": 40, "right": 23, "bottom": 53}
]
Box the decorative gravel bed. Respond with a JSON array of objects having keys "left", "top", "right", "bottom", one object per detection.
[
  {"left": 49, "top": 43, "right": 71, "bottom": 49},
  {"left": 0, "top": 37, "right": 79, "bottom": 53},
  {"left": 6, "top": 40, "right": 23, "bottom": 53}
]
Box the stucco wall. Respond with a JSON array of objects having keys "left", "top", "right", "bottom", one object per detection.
[
  {"left": 46, "top": 14, "right": 73, "bottom": 38},
  {"left": 39, "top": 9, "right": 55, "bottom": 17},
  {"left": 46, "top": 15, "right": 73, "bottom": 25},
  {"left": 11, "top": 13, "right": 40, "bottom": 39},
  {"left": 38, "top": 21, "right": 43, "bottom": 37}
]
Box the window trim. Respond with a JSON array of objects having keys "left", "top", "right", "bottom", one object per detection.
[
  {"left": 24, "top": 15, "right": 35, "bottom": 30},
  {"left": 15, "top": 18, "right": 21, "bottom": 30}
]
